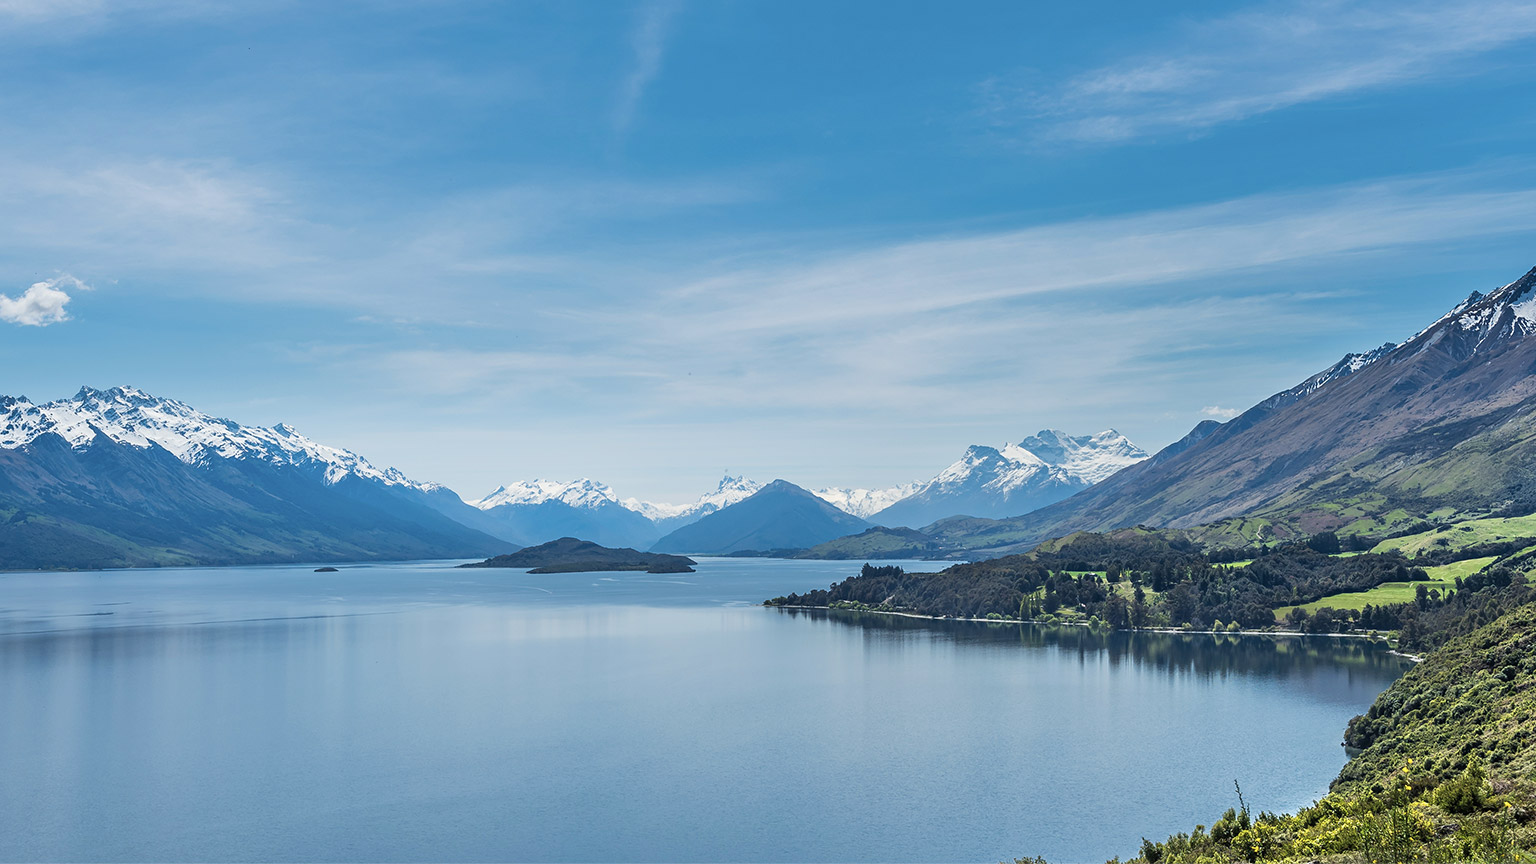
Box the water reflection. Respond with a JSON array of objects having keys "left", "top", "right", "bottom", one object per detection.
[{"left": 778, "top": 607, "right": 1410, "bottom": 699}]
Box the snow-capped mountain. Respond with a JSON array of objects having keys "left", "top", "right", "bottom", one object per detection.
[
  {"left": 0, "top": 386, "right": 509, "bottom": 569},
  {"left": 0, "top": 386, "right": 432, "bottom": 490},
  {"left": 463, "top": 474, "right": 765, "bottom": 549},
  {"left": 472, "top": 478, "right": 621, "bottom": 511},
  {"left": 1013, "top": 429, "right": 1148, "bottom": 484},
  {"left": 871, "top": 430, "right": 1148, "bottom": 528},
  {"left": 813, "top": 483, "right": 923, "bottom": 518},
  {"left": 628, "top": 475, "right": 763, "bottom": 524}
]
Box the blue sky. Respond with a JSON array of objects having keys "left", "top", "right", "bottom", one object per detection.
[{"left": 4, "top": 0, "right": 1536, "bottom": 503}]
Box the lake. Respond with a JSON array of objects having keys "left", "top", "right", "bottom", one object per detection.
[{"left": 0, "top": 558, "right": 1410, "bottom": 863}]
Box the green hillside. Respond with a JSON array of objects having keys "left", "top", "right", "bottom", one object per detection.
[{"left": 1112, "top": 601, "right": 1536, "bottom": 863}]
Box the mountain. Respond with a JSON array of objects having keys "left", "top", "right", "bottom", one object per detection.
[
  {"left": 0, "top": 386, "right": 512, "bottom": 569},
  {"left": 650, "top": 479, "right": 872, "bottom": 554},
  {"left": 921, "top": 265, "right": 1536, "bottom": 555},
  {"left": 811, "top": 483, "right": 922, "bottom": 518},
  {"left": 870, "top": 429, "right": 1148, "bottom": 528},
  {"left": 626, "top": 475, "right": 763, "bottom": 526},
  {"left": 466, "top": 478, "right": 664, "bottom": 549}
]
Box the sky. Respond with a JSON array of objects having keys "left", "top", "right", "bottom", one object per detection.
[{"left": 3, "top": 0, "right": 1536, "bottom": 504}]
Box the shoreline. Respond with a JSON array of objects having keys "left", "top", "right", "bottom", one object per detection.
[{"left": 764, "top": 603, "right": 1424, "bottom": 660}]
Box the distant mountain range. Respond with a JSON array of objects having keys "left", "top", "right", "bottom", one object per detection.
[
  {"left": 455, "top": 429, "right": 1149, "bottom": 552},
  {"left": 0, "top": 385, "right": 1152, "bottom": 568},
  {"left": 811, "top": 265, "right": 1536, "bottom": 560},
  {"left": 0, "top": 387, "right": 510, "bottom": 569}
]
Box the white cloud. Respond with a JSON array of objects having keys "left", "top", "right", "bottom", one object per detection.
[
  {"left": 613, "top": 0, "right": 684, "bottom": 134},
  {"left": 0, "top": 275, "right": 85, "bottom": 326},
  {"left": 1202, "top": 406, "right": 1242, "bottom": 419},
  {"left": 988, "top": 0, "right": 1536, "bottom": 143}
]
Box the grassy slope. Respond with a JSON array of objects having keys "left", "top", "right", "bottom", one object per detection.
[
  {"left": 1373, "top": 515, "right": 1536, "bottom": 557},
  {"left": 796, "top": 526, "right": 948, "bottom": 560},
  {"left": 1273, "top": 557, "right": 1500, "bottom": 619}
]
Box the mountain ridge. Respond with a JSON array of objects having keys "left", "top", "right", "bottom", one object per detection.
[{"left": 899, "top": 266, "right": 1536, "bottom": 556}]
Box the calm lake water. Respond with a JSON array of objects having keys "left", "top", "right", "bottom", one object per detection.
[{"left": 0, "top": 558, "right": 1410, "bottom": 863}]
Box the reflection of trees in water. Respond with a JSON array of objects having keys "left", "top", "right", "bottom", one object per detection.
[{"left": 773, "top": 607, "right": 1411, "bottom": 683}]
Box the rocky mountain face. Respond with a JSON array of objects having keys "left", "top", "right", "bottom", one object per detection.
[
  {"left": 932, "top": 265, "right": 1536, "bottom": 554},
  {"left": 870, "top": 429, "right": 1148, "bottom": 527}
]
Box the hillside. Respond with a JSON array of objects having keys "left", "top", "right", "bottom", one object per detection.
[
  {"left": 1120, "top": 601, "right": 1536, "bottom": 863},
  {"left": 650, "top": 479, "right": 871, "bottom": 554},
  {"left": 794, "top": 526, "right": 954, "bottom": 560}
]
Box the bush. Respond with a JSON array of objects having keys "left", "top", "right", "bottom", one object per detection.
[{"left": 1434, "top": 758, "right": 1490, "bottom": 814}]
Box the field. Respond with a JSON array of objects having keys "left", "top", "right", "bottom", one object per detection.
[
  {"left": 1272, "top": 556, "right": 1498, "bottom": 620},
  {"left": 1370, "top": 514, "right": 1536, "bottom": 556}
]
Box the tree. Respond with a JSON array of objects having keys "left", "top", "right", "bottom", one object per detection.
[
  {"left": 1105, "top": 593, "right": 1130, "bottom": 629},
  {"left": 1306, "top": 531, "right": 1342, "bottom": 554},
  {"left": 1131, "top": 585, "right": 1150, "bottom": 629}
]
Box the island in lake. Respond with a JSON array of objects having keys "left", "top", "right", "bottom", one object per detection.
[{"left": 459, "top": 537, "right": 697, "bottom": 573}]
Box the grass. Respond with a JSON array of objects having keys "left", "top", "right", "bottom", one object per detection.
[
  {"left": 1371, "top": 514, "right": 1536, "bottom": 557},
  {"left": 1272, "top": 556, "right": 1497, "bottom": 619}
]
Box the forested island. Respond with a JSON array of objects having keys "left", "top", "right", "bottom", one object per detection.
[
  {"left": 460, "top": 537, "right": 696, "bottom": 573},
  {"left": 766, "top": 527, "right": 1536, "bottom": 861}
]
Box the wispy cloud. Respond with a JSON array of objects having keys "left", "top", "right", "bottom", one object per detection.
[
  {"left": 650, "top": 173, "right": 1536, "bottom": 336},
  {"left": 613, "top": 0, "right": 683, "bottom": 135},
  {"left": 0, "top": 275, "right": 86, "bottom": 326},
  {"left": 1202, "top": 406, "right": 1242, "bottom": 420},
  {"left": 321, "top": 170, "right": 1536, "bottom": 444},
  {"left": 986, "top": 0, "right": 1536, "bottom": 143}
]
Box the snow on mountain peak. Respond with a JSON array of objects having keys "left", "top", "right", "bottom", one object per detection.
[
  {"left": 471, "top": 478, "right": 620, "bottom": 511},
  {"left": 1012, "top": 429, "right": 1148, "bottom": 484},
  {"left": 474, "top": 473, "right": 766, "bottom": 522},
  {"left": 624, "top": 475, "right": 763, "bottom": 520},
  {"left": 0, "top": 386, "right": 430, "bottom": 490},
  {"left": 1402, "top": 266, "right": 1536, "bottom": 359},
  {"left": 920, "top": 429, "right": 1148, "bottom": 497},
  {"left": 812, "top": 482, "right": 923, "bottom": 518}
]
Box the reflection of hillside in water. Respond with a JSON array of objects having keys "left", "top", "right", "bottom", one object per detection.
[{"left": 775, "top": 607, "right": 1411, "bottom": 693}]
